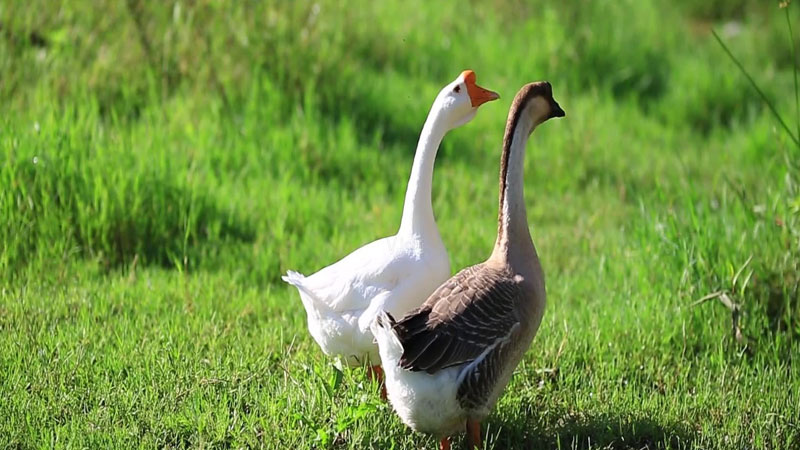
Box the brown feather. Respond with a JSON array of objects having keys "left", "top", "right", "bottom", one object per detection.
[
  {"left": 393, "top": 264, "right": 523, "bottom": 374},
  {"left": 497, "top": 82, "right": 554, "bottom": 244}
]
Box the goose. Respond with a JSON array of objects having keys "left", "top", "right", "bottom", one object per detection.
[
  {"left": 371, "top": 82, "right": 565, "bottom": 449},
  {"left": 282, "top": 71, "right": 499, "bottom": 387}
]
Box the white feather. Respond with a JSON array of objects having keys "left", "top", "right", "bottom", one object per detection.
[{"left": 282, "top": 71, "right": 489, "bottom": 367}]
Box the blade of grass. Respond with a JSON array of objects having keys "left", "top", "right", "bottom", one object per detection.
[
  {"left": 712, "top": 29, "right": 800, "bottom": 149},
  {"left": 786, "top": 4, "right": 800, "bottom": 145}
]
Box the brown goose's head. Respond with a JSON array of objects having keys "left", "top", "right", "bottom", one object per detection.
[{"left": 507, "top": 81, "right": 565, "bottom": 134}]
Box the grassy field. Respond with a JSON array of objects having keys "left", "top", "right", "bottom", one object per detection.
[{"left": 2, "top": 1, "right": 800, "bottom": 448}]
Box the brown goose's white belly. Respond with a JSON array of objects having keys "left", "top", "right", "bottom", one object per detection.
[
  {"left": 383, "top": 364, "right": 467, "bottom": 437},
  {"left": 372, "top": 317, "right": 469, "bottom": 437}
]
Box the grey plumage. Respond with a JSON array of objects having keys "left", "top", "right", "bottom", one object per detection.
[{"left": 393, "top": 264, "right": 523, "bottom": 375}]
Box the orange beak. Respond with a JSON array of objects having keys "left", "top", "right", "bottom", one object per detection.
[{"left": 462, "top": 70, "right": 500, "bottom": 107}]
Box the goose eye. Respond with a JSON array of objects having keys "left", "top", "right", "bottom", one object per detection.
[{"left": 453, "top": 85, "right": 461, "bottom": 93}]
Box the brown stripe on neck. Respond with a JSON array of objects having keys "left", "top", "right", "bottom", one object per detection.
[{"left": 496, "top": 83, "right": 551, "bottom": 241}]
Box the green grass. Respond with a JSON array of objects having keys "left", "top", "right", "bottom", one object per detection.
[{"left": 1, "top": 0, "right": 799, "bottom": 448}]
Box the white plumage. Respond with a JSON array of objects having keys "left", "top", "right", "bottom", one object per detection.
[
  {"left": 283, "top": 236, "right": 449, "bottom": 365},
  {"left": 283, "top": 70, "right": 499, "bottom": 367},
  {"left": 371, "top": 310, "right": 465, "bottom": 435}
]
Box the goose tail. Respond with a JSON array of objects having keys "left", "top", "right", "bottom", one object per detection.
[
  {"left": 282, "top": 270, "right": 334, "bottom": 316},
  {"left": 282, "top": 270, "right": 308, "bottom": 292},
  {"left": 371, "top": 310, "right": 404, "bottom": 363}
]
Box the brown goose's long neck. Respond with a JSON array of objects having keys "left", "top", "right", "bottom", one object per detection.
[{"left": 491, "top": 106, "right": 537, "bottom": 264}]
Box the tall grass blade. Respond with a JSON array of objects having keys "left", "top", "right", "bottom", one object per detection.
[
  {"left": 786, "top": 5, "right": 800, "bottom": 146},
  {"left": 712, "top": 29, "right": 800, "bottom": 149}
]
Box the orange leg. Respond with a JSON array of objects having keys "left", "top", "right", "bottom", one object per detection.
[
  {"left": 366, "top": 365, "right": 387, "bottom": 400},
  {"left": 466, "top": 419, "right": 481, "bottom": 449},
  {"left": 439, "top": 437, "right": 451, "bottom": 450}
]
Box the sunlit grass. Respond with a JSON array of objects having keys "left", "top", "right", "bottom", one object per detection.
[{"left": 1, "top": 0, "right": 799, "bottom": 448}]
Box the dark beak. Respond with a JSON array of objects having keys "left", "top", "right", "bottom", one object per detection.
[{"left": 549, "top": 100, "right": 565, "bottom": 118}]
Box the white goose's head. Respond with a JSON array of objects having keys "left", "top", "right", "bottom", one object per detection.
[{"left": 435, "top": 70, "right": 500, "bottom": 129}]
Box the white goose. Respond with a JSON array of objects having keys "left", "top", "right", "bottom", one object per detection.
[
  {"left": 372, "top": 82, "right": 565, "bottom": 449},
  {"left": 283, "top": 71, "right": 499, "bottom": 383}
]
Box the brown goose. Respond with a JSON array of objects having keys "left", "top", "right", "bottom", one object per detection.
[{"left": 371, "top": 82, "right": 565, "bottom": 449}]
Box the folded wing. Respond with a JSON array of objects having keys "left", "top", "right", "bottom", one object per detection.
[{"left": 391, "top": 264, "right": 522, "bottom": 374}]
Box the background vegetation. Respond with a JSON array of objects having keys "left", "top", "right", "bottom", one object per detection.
[{"left": 1, "top": 0, "right": 799, "bottom": 448}]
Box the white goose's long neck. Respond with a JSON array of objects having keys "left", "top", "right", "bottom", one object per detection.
[
  {"left": 398, "top": 104, "right": 448, "bottom": 238},
  {"left": 491, "top": 115, "right": 537, "bottom": 263}
]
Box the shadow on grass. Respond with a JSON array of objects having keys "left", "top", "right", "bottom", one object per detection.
[
  {"left": 483, "top": 411, "right": 696, "bottom": 450},
  {"left": 762, "top": 269, "right": 800, "bottom": 340},
  {"left": 4, "top": 158, "right": 255, "bottom": 273},
  {"left": 81, "top": 179, "right": 256, "bottom": 270}
]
